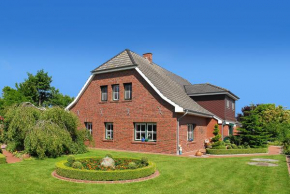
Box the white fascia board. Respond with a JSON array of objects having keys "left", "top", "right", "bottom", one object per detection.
[
  {"left": 135, "top": 67, "right": 184, "bottom": 112},
  {"left": 213, "top": 115, "right": 223, "bottom": 124},
  {"left": 186, "top": 111, "right": 213, "bottom": 118},
  {"left": 65, "top": 75, "right": 95, "bottom": 111}
]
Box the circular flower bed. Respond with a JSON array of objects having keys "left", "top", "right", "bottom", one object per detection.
[{"left": 55, "top": 156, "right": 156, "bottom": 181}]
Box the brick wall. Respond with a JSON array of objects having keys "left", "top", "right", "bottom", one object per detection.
[{"left": 70, "top": 69, "right": 218, "bottom": 154}]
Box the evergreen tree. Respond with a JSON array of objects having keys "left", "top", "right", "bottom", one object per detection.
[
  {"left": 212, "top": 124, "right": 221, "bottom": 143},
  {"left": 238, "top": 109, "right": 270, "bottom": 148}
]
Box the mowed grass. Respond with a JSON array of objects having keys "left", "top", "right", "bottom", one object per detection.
[{"left": 0, "top": 149, "right": 289, "bottom": 194}]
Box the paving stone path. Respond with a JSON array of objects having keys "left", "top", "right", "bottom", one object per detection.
[{"left": 1, "top": 147, "right": 21, "bottom": 163}]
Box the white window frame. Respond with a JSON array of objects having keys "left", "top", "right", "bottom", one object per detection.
[
  {"left": 85, "top": 122, "right": 92, "bottom": 135},
  {"left": 101, "top": 86, "right": 108, "bottom": 101},
  {"left": 232, "top": 101, "right": 235, "bottom": 110},
  {"left": 112, "top": 85, "right": 119, "bottom": 101},
  {"left": 187, "top": 124, "right": 195, "bottom": 141},
  {"left": 134, "top": 123, "right": 156, "bottom": 142},
  {"left": 226, "top": 99, "right": 230, "bottom": 109},
  {"left": 105, "top": 123, "right": 113, "bottom": 140},
  {"left": 124, "top": 83, "right": 132, "bottom": 100}
]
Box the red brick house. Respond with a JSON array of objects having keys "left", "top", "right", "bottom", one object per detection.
[{"left": 66, "top": 49, "right": 239, "bottom": 155}]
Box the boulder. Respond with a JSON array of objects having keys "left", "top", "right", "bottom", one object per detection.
[{"left": 101, "top": 156, "right": 115, "bottom": 168}]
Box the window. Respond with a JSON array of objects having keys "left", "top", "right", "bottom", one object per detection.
[
  {"left": 229, "top": 125, "right": 234, "bottom": 135},
  {"left": 134, "top": 123, "right": 157, "bottom": 142},
  {"left": 112, "top": 85, "right": 119, "bottom": 101},
  {"left": 187, "top": 124, "right": 195, "bottom": 141},
  {"left": 124, "top": 83, "right": 132, "bottom": 100},
  {"left": 85, "top": 122, "right": 92, "bottom": 135},
  {"left": 226, "top": 99, "right": 230, "bottom": 109},
  {"left": 101, "top": 86, "right": 108, "bottom": 101},
  {"left": 105, "top": 123, "right": 113, "bottom": 139},
  {"left": 232, "top": 102, "right": 235, "bottom": 110}
]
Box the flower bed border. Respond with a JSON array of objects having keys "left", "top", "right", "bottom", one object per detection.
[
  {"left": 55, "top": 157, "right": 156, "bottom": 181},
  {"left": 52, "top": 170, "right": 160, "bottom": 184},
  {"left": 206, "top": 148, "right": 268, "bottom": 155}
]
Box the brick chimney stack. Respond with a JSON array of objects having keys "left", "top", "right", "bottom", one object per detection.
[{"left": 143, "top": 53, "right": 153, "bottom": 63}]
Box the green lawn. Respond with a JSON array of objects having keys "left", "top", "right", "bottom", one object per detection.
[{"left": 0, "top": 149, "right": 289, "bottom": 194}]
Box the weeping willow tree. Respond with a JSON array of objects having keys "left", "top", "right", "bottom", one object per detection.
[{"left": 3, "top": 103, "right": 90, "bottom": 158}]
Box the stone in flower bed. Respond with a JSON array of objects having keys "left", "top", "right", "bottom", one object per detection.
[{"left": 101, "top": 156, "right": 115, "bottom": 169}]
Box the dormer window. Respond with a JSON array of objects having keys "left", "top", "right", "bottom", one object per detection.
[
  {"left": 232, "top": 102, "right": 235, "bottom": 110},
  {"left": 226, "top": 99, "right": 230, "bottom": 109}
]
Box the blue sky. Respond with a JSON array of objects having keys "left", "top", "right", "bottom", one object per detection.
[{"left": 0, "top": 0, "right": 289, "bottom": 114}]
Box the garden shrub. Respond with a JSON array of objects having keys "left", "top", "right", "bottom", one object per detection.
[
  {"left": 232, "top": 144, "right": 238, "bottom": 149},
  {"left": 283, "top": 146, "right": 290, "bottom": 155},
  {"left": 0, "top": 153, "right": 6, "bottom": 164},
  {"left": 206, "top": 148, "right": 268, "bottom": 155},
  {"left": 212, "top": 124, "right": 221, "bottom": 143},
  {"left": 4, "top": 105, "right": 41, "bottom": 151},
  {"left": 55, "top": 157, "right": 156, "bottom": 181},
  {"left": 128, "top": 162, "right": 137, "bottom": 169},
  {"left": 67, "top": 155, "right": 75, "bottom": 166},
  {"left": 227, "top": 145, "right": 232, "bottom": 149},
  {"left": 141, "top": 157, "right": 148, "bottom": 165},
  {"left": 24, "top": 120, "right": 74, "bottom": 159},
  {"left": 72, "top": 161, "right": 83, "bottom": 169}
]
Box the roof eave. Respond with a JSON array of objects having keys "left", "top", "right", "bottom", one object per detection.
[{"left": 187, "top": 92, "right": 239, "bottom": 100}]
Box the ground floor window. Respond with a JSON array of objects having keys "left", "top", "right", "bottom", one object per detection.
[
  {"left": 105, "top": 123, "right": 113, "bottom": 140},
  {"left": 187, "top": 124, "right": 195, "bottom": 141},
  {"left": 85, "top": 122, "right": 92, "bottom": 135},
  {"left": 134, "top": 123, "right": 156, "bottom": 142},
  {"left": 229, "top": 124, "right": 234, "bottom": 136}
]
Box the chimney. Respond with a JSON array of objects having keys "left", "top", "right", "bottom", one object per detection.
[{"left": 143, "top": 53, "right": 153, "bottom": 63}]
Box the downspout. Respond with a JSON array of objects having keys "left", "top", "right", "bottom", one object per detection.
[
  {"left": 222, "top": 120, "right": 225, "bottom": 140},
  {"left": 177, "top": 110, "right": 188, "bottom": 155}
]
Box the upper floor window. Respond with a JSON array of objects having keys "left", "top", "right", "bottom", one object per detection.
[
  {"left": 232, "top": 102, "right": 235, "bottom": 110},
  {"left": 112, "top": 85, "right": 119, "bottom": 101},
  {"left": 187, "top": 124, "right": 195, "bottom": 141},
  {"left": 105, "top": 123, "right": 113, "bottom": 140},
  {"left": 226, "top": 99, "right": 230, "bottom": 109},
  {"left": 124, "top": 83, "right": 132, "bottom": 100},
  {"left": 134, "top": 123, "right": 156, "bottom": 142},
  {"left": 85, "top": 122, "right": 92, "bottom": 135},
  {"left": 101, "top": 86, "right": 108, "bottom": 101}
]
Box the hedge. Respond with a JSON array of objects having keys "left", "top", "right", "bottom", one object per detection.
[
  {"left": 206, "top": 148, "right": 268, "bottom": 155},
  {"left": 55, "top": 157, "right": 156, "bottom": 181},
  {"left": 0, "top": 154, "right": 6, "bottom": 164}
]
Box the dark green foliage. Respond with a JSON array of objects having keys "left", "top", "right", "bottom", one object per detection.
[
  {"left": 45, "top": 87, "right": 74, "bottom": 108},
  {"left": 40, "top": 107, "right": 78, "bottom": 139},
  {"left": 128, "top": 162, "right": 137, "bottom": 169},
  {"left": 4, "top": 105, "right": 41, "bottom": 151},
  {"left": 105, "top": 154, "right": 113, "bottom": 158},
  {"left": 141, "top": 157, "right": 148, "bottom": 165},
  {"left": 228, "top": 135, "right": 242, "bottom": 146},
  {"left": 67, "top": 155, "right": 75, "bottom": 166},
  {"left": 206, "top": 148, "right": 268, "bottom": 155},
  {"left": 238, "top": 108, "right": 270, "bottom": 148},
  {"left": 212, "top": 124, "right": 221, "bottom": 143},
  {"left": 55, "top": 158, "right": 156, "bottom": 181},
  {"left": 72, "top": 161, "right": 83, "bottom": 169},
  {"left": 24, "top": 120, "right": 73, "bottom": 159}
]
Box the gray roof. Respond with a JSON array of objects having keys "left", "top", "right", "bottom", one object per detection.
[
  {"left": 185, "top": 83, "right": 239, "bottom": 100},
  {"left": 92, "top": 49, "right": 213, "bottom": 116}
]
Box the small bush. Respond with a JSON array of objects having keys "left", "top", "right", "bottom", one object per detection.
[
  {"left": 105, "top": 154, "right": 113, "bottom": 158},
  {"left": 72, "top": 161, "right": 83, "bottom": 169},
  {"left": 238, "top": 146, "right": 243, "bottom": 149},
  {"left": 67, "top": 155, "right": 75, "bottom": 166},
  {"left": 232, "top": 144, "right": 238, "bottom": 149},
  {"left": 141, "top": 157, "right": 148, "bottom": 165},
  {"left": 128, "top": 162, "right": 137, "bottom": 169},
  {"left": 212, "top": 145, "right": 227, "bottom": 149},
  {"left": 206, "top": 148, "right": 268, "bottom": 155},
  {"left": 283, "top": 146, "right": 290, "bottom": 155},
  {"left": 227, "top": 145, "right": 232, "bottom": 149}
]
